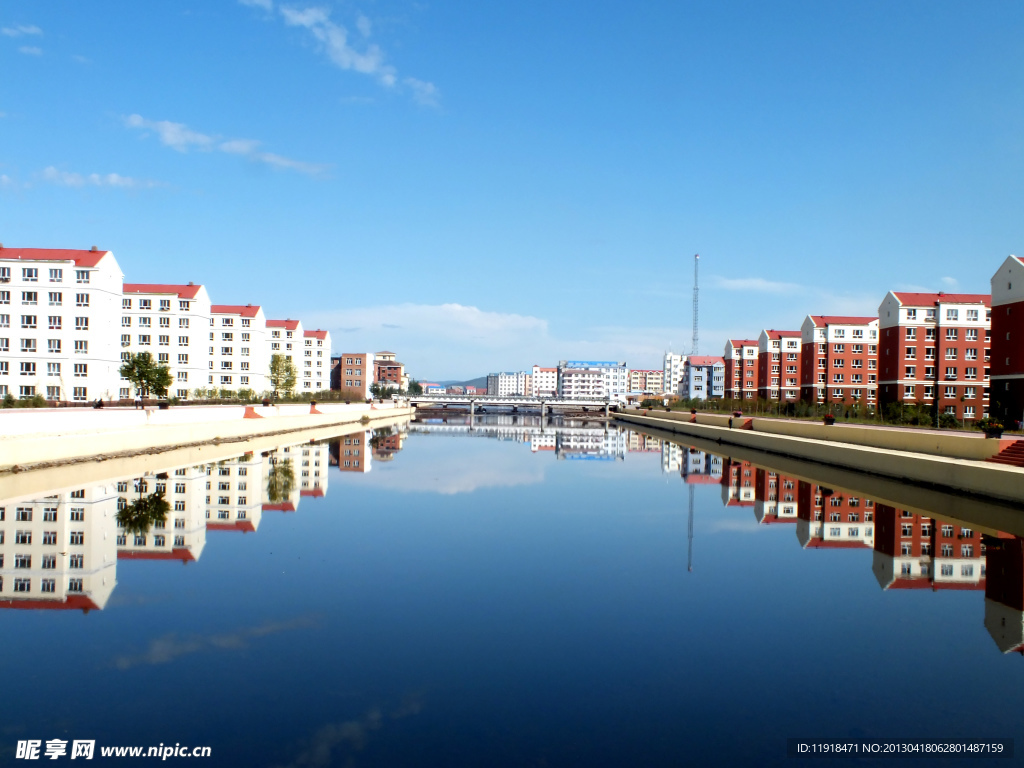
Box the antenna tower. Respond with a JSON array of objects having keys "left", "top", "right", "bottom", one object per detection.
[{"left": 691, "top": 254, "right": 700, "bottom": 355}]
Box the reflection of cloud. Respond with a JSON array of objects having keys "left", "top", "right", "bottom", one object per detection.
[
  {"left": 278, "top": 695, "right": 423, "bottom": 768},
  {"left": 714, "top": 276, "right": 801, "bottom": 294},
  {"left": 113, "top": 617, "right": 316, "bottom": 669}
]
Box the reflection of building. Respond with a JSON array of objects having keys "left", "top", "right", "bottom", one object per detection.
[
  {"left": 0, "top": 485, "right": 118, "bottom": 611},
  {"left": 627, "top": 432, "right": 661, "bottom": 453},
  {"left": 681, "top": 449, "right": 722, "bottom": 483},
  {"left": 206, "top": 453, "right": 263, "bottom": 532},
  {"left": 116, "top": 466, "right": 207, "bottom": 563},
  {"left": 531, "top": 433, "right": 556, "bottom": 452},
  {"left": 984, "top": 536, "right": 1024, "bottom": 654},
  {"left": 721, "top": 459, "right": 755, "bottom": 507},
  {"left": 334, "top": 431, "right": 371, "bottom": 472},
  {"left": 754, "top": 469, "right": 798, "bottom": 524},
  {"left": 661, "top": 442, "right": 683, "bottom": 473},
  {"left": 556, "top": 430, "right": 626, "bottom": 461},
  {"left": 795, "top": 481, "right": 874, "bottom": 549},
  {"left": 872, "top": 505, "right": 986, "bottom": 591},
  {"left": 371, "top": 427, "right": 407, "bottom": 461}
]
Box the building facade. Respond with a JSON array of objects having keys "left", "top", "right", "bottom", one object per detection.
[
  {"left": 799, "top": 315, "right": 878, "bottom": 407},
  {"left": 210, "top": 304, "right": 269, "bottom": 393},
  {"left": 679, "top": 356, "right": 725, "bottom": 400},
  {"left": 723, "top": 340, "right": 759, "bottom": 400},
  {"left": 558, "top": 360, "right": 627, "bottom": 400},
  {"left": 300, "top": 330, "right": 330, "bottom": 392},
  {"left": 757, "top": 330, "right": 802, "bottom": 402},
  {"left": 990, "top": 255, "right": 1024, "bottom": 425},
  {"left": 663, "top": 352, "right": 686, "bottom": 396},
  {"left": 486, "top": 371, "right": 528, "bottom": 396},
  {"left": 0, "top": 246, "right": 123, "bottom": 403},
  {"left": 374, "top": 352, "right": 406, "bottom": 391},
  {"left": 877, "top": 292, "right": 991, "bottom": 421},
  {"left": 266, "top": 319, "right": 304, "bottom": 393},
  {"left": 336, "top": 352, "right": 374, "bottom": 398},
  {"left": 120, "top": 283, "right": 212, "bottom": 400},
  {"left": 628, "top": 369, "right": 664, "bottom": 394},
  {"left": 531, "top": 365, "right": 558, "bottom": 396}
]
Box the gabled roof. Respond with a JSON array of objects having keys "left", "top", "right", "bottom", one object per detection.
[
  {"left": 807, "top": 315, "right": 876, "bottom": 326},
  {"left": 123, "top": 283, "right": 202, "bottom": 299},
  {"left": 891, "top": 292, "right": 991, "bottom": 307},
  {"left": 728, "top": 339, "right": 759, "bottom": 346},
  {"left": 763, "top": 329, "right": 802, "bottom": 339},
  {"left": 304, "top": 329, "right": 328, "bottom": 340},
  {"left": 267, "top": 319, "right": 300, "bottom": 330},
  {"left": 0, "top": 246, "right": 109, "bottom": 267},
  {"left": 118, "top": 548, "right": 196, "bottom": 562},
  {"left": 0, "top": 595, "right": 101, "bottom": 612},
  {"left": 211, "top": 304, "right": 261, "bottom": 317},
  {"left": 687, "top": 355, "right": 724, "bottom": 366}
]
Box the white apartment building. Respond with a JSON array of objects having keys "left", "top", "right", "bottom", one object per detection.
[
  {"left": 0, "top": 246, "right": 123, "bottom": 403},
  {"left": 115, "top": 467, "right": 208, "bottom": 563},
  {"left": 120, "top": 283, "right": 212, "bottom": 400},
  {"left": 266, "top": 319, "right": 303, "bottom": 391},
  {"left": 301, "top": 330, "right": 331, "bottom": 392},
  {"left": 210, "top": 304, "right": 269, "bottom": 393},
  {"left": 206, "top": 452, "right": 264, "bottom": 533},
  {"left": 663, "top": 352, "right": 687, "bottom": 395},
  {"left": 487, "top": 371, "right": 528, "bottom": 396},
  {"left": 531, "top": 365, "right": 558, "bottom": 396},
  {"left": 679, "top": 356, "right": 725, "bottom": 400},
  {"left": 0, "top": 484, "right": 118, "bottom": 611},
  {"left": 557, "top": 360, "right": 628, "bottom": 400}
]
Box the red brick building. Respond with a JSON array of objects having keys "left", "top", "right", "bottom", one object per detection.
[
  {"left": 336, "top": 352, "right": 373, "bottom": 398},
  {"left": 720, "top": 458, "right": 755, "bottom": 508},
  {"left": 799, "top": 315, "right": 878, "bottom": 406},
  {"left": 754, "top": 469, "right": 799, "bottom": 524},
  {"left": 757, "top": 330, "right": 802, "bottom": 402},
  {"left": 724, "top": 339, "right": 759, "bottom": 400},
  {"left": 878, "top": 292, "right": 991, "bottom": 422},
  {"left": 983, "top": 535, "right": 1024, "bottom": 654},
  {"left": 990, "top": 255, "right": 1024, "bottom": 425},
  {"left": 795, "top": 481, "right": 874, "bottom": 550},
  {"left": 374, "top": 351, "right": 405, "bottom": 391}
]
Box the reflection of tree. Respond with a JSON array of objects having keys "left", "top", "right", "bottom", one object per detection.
[
  {"left": 369, "top": 427, "right": 394, "bottom": 450},
  {"left": 116, "top": 490, "right": 170, "bottom": 535},
  {"left": 267, "top": 458, "right": 295, "bottom": 504}
]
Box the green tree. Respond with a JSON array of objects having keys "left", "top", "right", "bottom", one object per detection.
[
  {"left": 269, "top": 353, "right": 297, "bottom": 398},
  {"left": 407, "top": 379, "right": 423, "bottom": 395},
  {"left": 266, "top": 458, "right": 295, "bottom": 504},
  {"left": 116, "top": 488, "right": 170, "bottom": 535},
  {"left": 119, "top": 352, "right": 173, "bottom": 398}
]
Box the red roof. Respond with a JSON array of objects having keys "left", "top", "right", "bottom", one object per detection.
[
  {"left": 728, "top": 339, "right": 759, "bottom": 347},
  {"left": 211, "top": 304, "right": 261, "bottom": 317},
  {"left": 206, "top": 520, "right": 256, "bottom": 532},
  {"left": 763, "top": 329, "right": 802, "bottom": 339},
  {"left": 808, "top": 315, "right": 876, "bottom": 326},
  {"left": 267, "top": 319, "right": 300, "bottom": 330},
  {"left": 262, "top": 502, "right": 296, "bottom": 512},
  {"left": 0, "top": 595, "right": 101, "bottom": 611},
  {"left": 0, "top": 247, "right": 108, "bottom": 267},
  {"left": 300, "top": 488, "right": 325, "bottom": 497},
  {"left": 304, "top": 329, "right": 328, "bottom": 339},
  {"left": 118, "top": 548, "right": 196, "bottom": 562},
  {"left": 892, "top": 292, "right": 991, "bottom": 307},
  {"left": 123, "top": 283, "right": 202, "bottom": 299},
  {"left": 687, "top": 355, "right": 724, "bottom": 366}
]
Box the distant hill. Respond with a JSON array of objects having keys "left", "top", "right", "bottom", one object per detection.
[{"left": 435, "top": 376, "right": 487, "bottom": 388}]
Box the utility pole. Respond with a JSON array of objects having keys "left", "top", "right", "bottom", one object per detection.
[{"left": 691, "top": 254, "right": 700, "bottom": 356}]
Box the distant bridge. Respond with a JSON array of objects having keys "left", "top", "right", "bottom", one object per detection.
[{"left": 409, "top": 394, "right": 617, "bottom": 416}]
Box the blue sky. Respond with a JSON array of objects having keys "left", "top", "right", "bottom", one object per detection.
[{"left": 1, "top": 1, "right": 1022, "bottom": 379}]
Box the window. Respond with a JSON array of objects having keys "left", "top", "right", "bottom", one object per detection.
[
  {"left": 159, "top": 299, "right": 171, "bottom": 311},
  {"left": 74, "top": 340, "right": 87, "bottom": 354},
  {"left": 139, "top": 316, "right": 151, "bottom": 327},
  {"left": 905, "top": 347, "right": 915, "bottom": 359},
  {"left": 69, "top": 555, "right": 83, "bottom": 568},
  {"left": 961, "top": 564, "right": 975, "bottom": 577},
  {"left": 21, "top": 314, "right": 36, "bottom": 328},
  {"left": 945, "top": 328, "right": 958, "bottom": 340},
  {"left": 75, "top": 270, "right": 90, "bottom": 284},
  {"left": 75, "top": 316, "right": 89, "bottom": 331},
  {"left": 966, "top": 309, "right": 978, "bottom": 321},
  {"left": 139, "top": 298, "right": 151, "bottom": 310},
  {"left": 138, "top": 335, "right": 151, "bottom": 346},
  {"left": 179, "top": 317, "right": 189, "bottom": 328},
  {"left": 74, "top": 363, "right": 87, "bottom": 377},
  {"left": 75, "top": 293, "right": 89, "bottom": 307},
  {"left": 178, "top": 336, "right": 189, "bottom": 346},
  {"left": 73, "top": 387, "right": 87, "bottom": 401},
  {"left": 47, "top": 339, "right": 61, "bottom": 354},
  {"left": 23, "top": 268, "right": 38, "bottom": 282},
  {"left": 48, "top": 291, "right": 62, "bottom": 306},
  {"left": 69, "top": 531, "right": 84, "bottom": 545},
  {"left": 68, "top": 578, "right": 83, "bottom": 592}
]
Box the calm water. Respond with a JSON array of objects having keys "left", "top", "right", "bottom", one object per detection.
[{"left": 2, "top": 414, "right": 1023, "bottom": 767}]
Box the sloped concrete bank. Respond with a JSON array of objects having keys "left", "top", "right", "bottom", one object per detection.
[
  {"left": 616, "top": 411, "right": 1024, "bottom": 505},
  {"left": 0, "top": 402, "right": 412, "bottom": 474}
]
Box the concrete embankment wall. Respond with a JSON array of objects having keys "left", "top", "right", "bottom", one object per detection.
[
  {"left": 617, "top": 411, "right": 1024, "bottom": 505},
  {"left": 0, "top": 402, "right": 411, "bottom": 472}
]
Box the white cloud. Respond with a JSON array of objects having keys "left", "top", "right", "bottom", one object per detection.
[
  {"left": 124, "top": 114, "right": 327, "bottom": 175},
  {"left": 239, "top": 0, "right": 274, "bottom": 9},
  {"left": 713, "top": 276, "right": 802, "bottom": 294},
  {"left": 18, "top": 45, "right": 41, "bottom": 55},
  {"left": 356, "top": 14, "right": 372, "bottom": 38},
  {"left": 0, "top": 174, "right": 14, "bottom": 187},
  {"left": 2, "top": 24, "right": 42, "bottom": 37},
  {"left": 940, "top": 276, "right": 958, "bottom": 288},
  {"left": 41, "top": 166, "right": 162, "bottom": 189},
  {"left": 404, "top": 77, "right": 439, "bottom": 107}
]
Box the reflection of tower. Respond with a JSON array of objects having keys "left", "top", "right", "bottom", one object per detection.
[
  {"left": 687, "top": 485, "right": 694, "bottom": 573},
  {"left": 0, "top": 484, "right": 118, "bottom": 611}
]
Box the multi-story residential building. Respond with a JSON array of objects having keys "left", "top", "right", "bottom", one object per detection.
[
  {"left": 487, "top": 371, "right": 528, "bottom": 396},
  {"left": 628, "top": 369, "right": 664, "bottom": 394},
  {"left": 333, "top": 431, "right": 371, "bottom": 472},
  {"left": 0, "top": 246, "right": 123, "bottom": 403},
  {"left": 679, "top": 356, "right": 725, "bottom": 400},
  {"left": 116, "top": 467, "right": 207, "bottom": 563},
  {"left": 205, "top": 452, "right": 263, "bottom": 533},
  {"left": 799, "top": 315, "right": 878, "bottom": 407},
  {"left": 795, "top": 481, "right": 875, "bottom": 550},
  {"left": 0, "top": 484, "right": 118, "bottom": 611},
  {"left": 681, "top": 449, "right": 723, "bottom": 483},
  {"left": 626, "top": 432, "right": 661, "bottom": 452},
  {"left": 374, "top": 352, "right": 406, "bottom": 391},
  {"left": 558, "top": 360, "right": 627, "bottom": 400},
  {"left": 871, "top": 505, "right": 986, "bottom": 592},
  {"left": 266, "top": 319, "right": 304, "bottom": 390},
  {"left": 210, "top": 304, "right": 269, "bottom": 393},
  {"left": 757, "top": 330, "right": 802, "bottom": 402},
  {"left": 720, "top": 458, "right": 755, "bottom": 508},
  {"left": 336, "top": 352, "right": 374, "bottom": 398},
  {"left": 754, "top": 469, "right": 799, "bottom": 524},
  {"left": 723, "top": 340, "right": 759, "bottom": 400},
  {"left": 120, "top": 283, "right": 212, "bottom": 400},
  {"left": 531, "top": 365, "right": 558, "bottom": 396},
  {"left": 878, "top": 292, "right": 991, "bottom": 421},
  {"left": 301, "top": 329, "right": 330, "bottom": 392},
  {"left": 663, "top": 352, "right": 686, "bottom": 395},
  {"left": 661, "top": 442, "right": 683, "bottom": 473},
  {"left": 990, "top": 255, "right": 1024, "bottom": 425}
]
